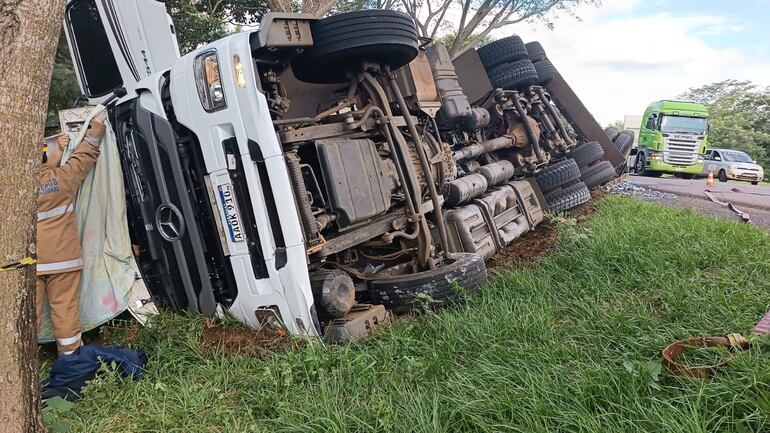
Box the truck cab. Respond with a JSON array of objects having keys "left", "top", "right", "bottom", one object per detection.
[
  {"left": 633, "top": 100, "right": 708, "bottom": 178},
  {"left": 65, "top": 0, "right": 322, "bottom": 336}
]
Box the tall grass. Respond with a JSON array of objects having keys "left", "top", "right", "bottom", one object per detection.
[{"left": 60, "top": 196, "right": 770, "bottom": 432}]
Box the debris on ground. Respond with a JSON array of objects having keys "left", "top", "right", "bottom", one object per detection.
[
  {"left": 607, "top": 181, "right": 678, "bottom": 200},
  {"left": 200, "top": 320, "right": 301, "bottom": 358}
]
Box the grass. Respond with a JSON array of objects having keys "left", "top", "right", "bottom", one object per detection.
[{"left": 55, "top": 195, "right": 770, "bottom": 433}]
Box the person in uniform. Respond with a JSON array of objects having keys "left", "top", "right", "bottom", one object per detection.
[{"left": 37, "top": 111, "right": 106, "bottom": 355}]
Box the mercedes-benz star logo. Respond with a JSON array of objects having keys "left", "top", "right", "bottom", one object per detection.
[{"left": 155, "top": 203, "right": 186, "bottom": 242}]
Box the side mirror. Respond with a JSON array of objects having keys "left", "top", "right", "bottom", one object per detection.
[
  {"left": 753, "top": 160, "right": 757, "bottom": 164},
  {"left": 714, "top": 156, "right": 721, "bottom": 161}
]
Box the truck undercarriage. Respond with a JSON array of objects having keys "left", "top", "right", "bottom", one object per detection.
[{"left": 64, "top": 2, "right": 622, "bottom": 339}]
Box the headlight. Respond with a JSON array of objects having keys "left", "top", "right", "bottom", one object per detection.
[
  {"left": 729, "top": 164, "right": 738, "bottom": 170},
  {"left": 194, "top": 50, "right": 226, "bottom": 111}
]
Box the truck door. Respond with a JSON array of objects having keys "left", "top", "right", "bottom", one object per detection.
[
  {"left": 64, "top": 0, "right": 180, "bottom": 104},
  {"left": 640, "top": 113, "right": 657, "bottom": 147}
]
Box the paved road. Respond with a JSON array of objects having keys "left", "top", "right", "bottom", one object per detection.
[
  {"left": 629, "top": 175, "right": 770, "bottom": 211},
  {"left": 617, "top": 174, "right": 770, "bottom": 231}
]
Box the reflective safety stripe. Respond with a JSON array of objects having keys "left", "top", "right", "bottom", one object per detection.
[
  {"left": 37, "top": 258, "right": 84, "bottom": 272},
  {"left": 56, "top": 332, "right": 82, "bottom": 347},
  {"left": 37, "top": 203, "right": 74, "bottom": 221}
]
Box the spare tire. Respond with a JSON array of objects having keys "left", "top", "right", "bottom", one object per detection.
[
  {"left": 581, "top": 160, "right": 615, "bottom": 190},
  {"left": 525, "top": 41, "right": 547, "bottom": 62},
  {"left": 533, "top": 59, "right": 556, "bottom": 84},
  {"left": 535, "top": 158, "right": 581, "bottom": 194},
  {"left": 292, "top": 10, "right": 419, "bottom": 84},
  {"left": 567, "top": 141, "right": 604, "bottom": 169},
  {"left": 604, "top": 127, "right": 620, "bottom": 141},
  {"left": 367, "top": 253, "right": 487, "bottom": 313},
  {"left": 545, "top": 182, "right": 591, "bottom": 213},
  {"left": 477, "top": 36, "right": 528, "bottom": 69},
  {"left": 487, "top": 59, "right": 538, "bottom": 90}
]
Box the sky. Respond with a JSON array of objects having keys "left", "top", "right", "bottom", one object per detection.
[{"left": 497, "top": 0, "right": 770, "bottom": 125}]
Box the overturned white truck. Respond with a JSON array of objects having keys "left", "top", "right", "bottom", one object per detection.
[{"left": 64, "top": 0, "right": 623, "bottom": 340}]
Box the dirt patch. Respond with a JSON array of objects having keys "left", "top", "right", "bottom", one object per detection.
[
  {"left": 487, "top": 220, "right": 560, "bottom": 270},
  {"left": 200, "top": 320, "right": 301, "bottom": 358}
]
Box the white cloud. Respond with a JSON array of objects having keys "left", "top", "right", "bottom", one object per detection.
[{"left": 488, "top": 1, "right": 770, "bottom": 125}]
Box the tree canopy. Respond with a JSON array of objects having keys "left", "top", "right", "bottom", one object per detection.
[
  {"left": 680, "top": 80, "right": 770, "bottom": 177},
  {"left": 164, "top": 0, "right": 268, "bottom": 53},
  {"left": 377, "top": 0, "right": 599, "bottom": 58}
]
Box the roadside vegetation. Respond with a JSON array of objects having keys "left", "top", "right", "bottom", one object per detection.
[{"left": 54, "top": 196, "right": 770, "bottom": 432}]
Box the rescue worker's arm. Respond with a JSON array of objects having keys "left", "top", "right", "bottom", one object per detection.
[{"left": 54, "top": 117, "right": 106, "bottom": 191}]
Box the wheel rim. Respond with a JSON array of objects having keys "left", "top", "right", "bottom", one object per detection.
[{"left": 635, "top": 156, "right": 644, "bottom": 174}]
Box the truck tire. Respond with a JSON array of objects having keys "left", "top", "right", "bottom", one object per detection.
[
  {"left": 546, "top": 181, "right": 591, "bottom": 213},
  {"left": 487, "top": 59, "right": 538, "bottom": 90},
  {"left": 567, "top": 141, "right": 604, "bottom": 169},
  {"left": 525, "top": 41, "right": 547, "bottom": 62},
  {"left": 581, "top": 160, "right": 615, "bottom": 190},
  {"left": 533, "top": 59, "right": 556, "bottom": 84},
  {"left": 719, "top": 170, "right": 728, "bottom": 182},
  {"left": 604, "top": 127, "right": 620, "bottom": 141},
  {"left": 614, "top": 131, "right": 634, "bottom": 157},
  {"left": 535, "top": 158, "right": 581, "bottom": 194},
  {"left": 367, "top": 253, "right": 487, "bottom": 312},
  {"left": 477, "top": 36, "right": 528, "bottom": 69},
  {"left": 634, "top": 153, "right": 662, "bottom": 177},
  {"left": 292, "top": 10, "right": 419, "bottom": 84}
]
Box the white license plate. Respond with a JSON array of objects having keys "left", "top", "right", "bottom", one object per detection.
[{"left": 217, "top": 183, "right": 245, "bottom": 243}]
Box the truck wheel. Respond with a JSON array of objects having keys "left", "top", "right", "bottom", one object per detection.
[
  {"left": 533, "top": 59, "right": 556, "bottom": 84},
  {"left": 581, "top": 160, "right": 615, "bottom": 190},
  {"left": 614, "top": 132, "right": 634, "bottom": 158},
  {"left": 486, "top": 59, "right": 538, "bottom": 90},
  {"left": 604, "top": 127, "right": 620, "bottom": 141},
  {"left": 292, "top": 10, "right": 419, "bottom": 84},
  {"left": 719, "top": 170, "right": 728, "bottom": 182},
  {"left": 367, "top": 253, "right": 487, "bottom": 313},
  {"left": 525, "top": 41, "right": 547, "bottom": 62},
  {"left": 751, "top": 181, "right": 759, "bottom": 185},
  {"left": 535, "top": 158, "right": 581, "bottom": 194},
  {"left": 477, "top": 36, "right": 528, "bottom": 69},
  {"left": 634, "top": 153, "right": 646, "bottom": 175},
  {"left": 567, "top": 141, "right": 604, "bottom": 169},
  {"left": 545, "top": 181, "right": 591, "bottom": 213}
]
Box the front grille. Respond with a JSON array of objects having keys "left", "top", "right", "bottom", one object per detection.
[
  {"left": 157, "top": 146, "right": 204, "bottom": 297},
  {"left": 663, "top": 137, "right": 700, "bottom": 166}
]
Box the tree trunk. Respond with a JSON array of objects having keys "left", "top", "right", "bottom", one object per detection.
[{"left": 0, "top": 0, "right": 67, "bottom": 431}]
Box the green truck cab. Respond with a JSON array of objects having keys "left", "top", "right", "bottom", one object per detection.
[{"left": 632, "top": 100, "right": 708, "bottom": 178}]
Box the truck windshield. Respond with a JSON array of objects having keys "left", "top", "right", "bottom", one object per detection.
[
  {"left": 660, "top": 116, "right": 707, "bottom": 135},
  {"left": 722, "top": 151, "right": 753, "bottom": 163}
]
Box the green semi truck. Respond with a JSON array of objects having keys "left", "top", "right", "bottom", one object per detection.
[{"left": 631, "top": 100, "right": 708, "bottom": 178}]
